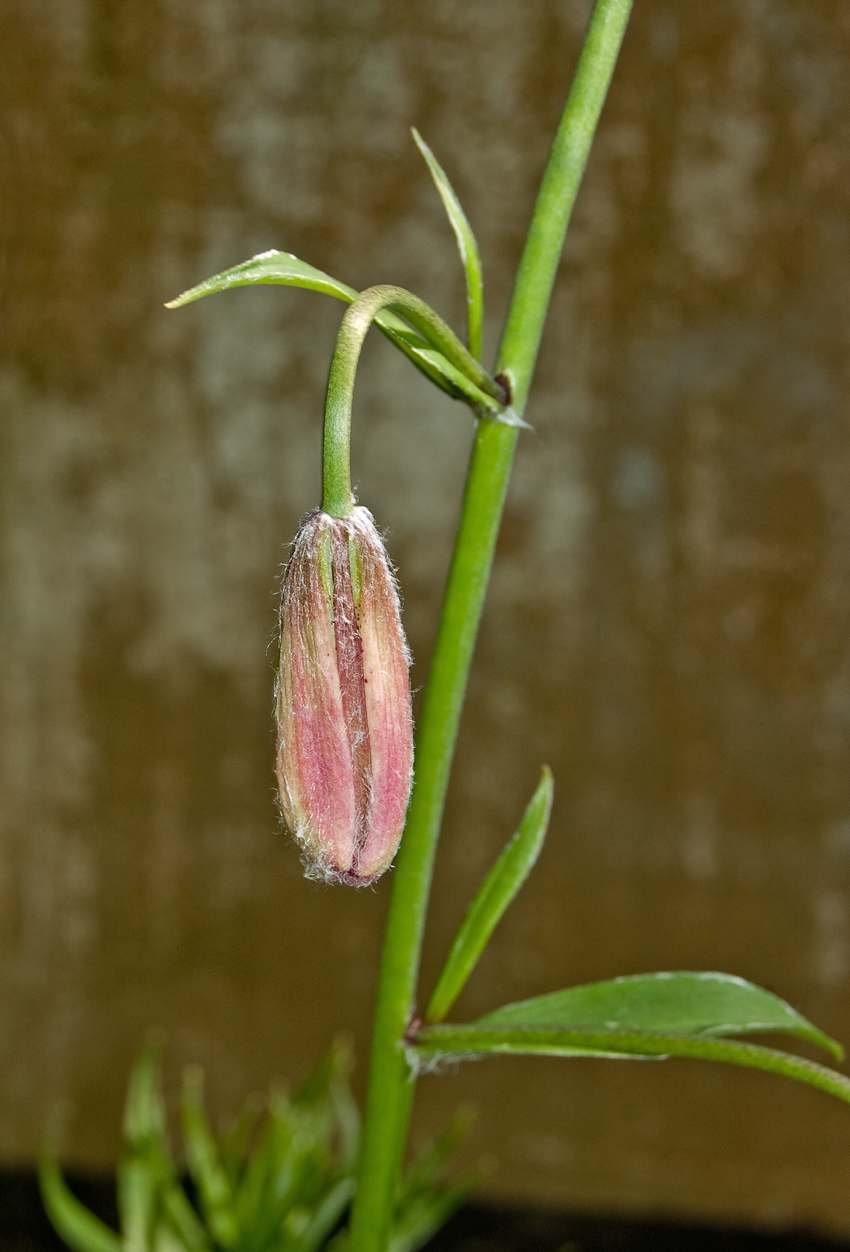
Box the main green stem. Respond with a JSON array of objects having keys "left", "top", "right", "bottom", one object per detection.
[{"left": 349, "top": 4, "right": 633, "bottom": 1250}]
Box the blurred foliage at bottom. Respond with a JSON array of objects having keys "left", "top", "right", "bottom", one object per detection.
[{"left": 40, "top": 1041, "right": 481, "bottom": 1252}]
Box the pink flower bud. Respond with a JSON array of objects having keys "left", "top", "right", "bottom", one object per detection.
[{"left": 275, "top": 508, "right": 414, "bottom": 885}]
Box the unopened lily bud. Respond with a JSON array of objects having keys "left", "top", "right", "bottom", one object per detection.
[{"left": 276, "top": 507, "right": 414, "bottom": 885}]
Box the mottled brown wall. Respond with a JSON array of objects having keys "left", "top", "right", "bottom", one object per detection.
[{"left": 3, "top": 0, "right": 850, "bottom": 1235}]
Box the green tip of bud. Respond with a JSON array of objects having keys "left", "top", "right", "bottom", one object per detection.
[{"left": 275, "top": 508, "right": 414, "bottom": 886}]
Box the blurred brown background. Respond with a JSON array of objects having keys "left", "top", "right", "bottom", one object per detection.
[{"left": 3, "top": 0, "right": 850, "bottom": 1237}]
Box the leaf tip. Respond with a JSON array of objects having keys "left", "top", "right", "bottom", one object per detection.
[{"left": 821, "top": 1034, "right": 845, "bottom": 1064}]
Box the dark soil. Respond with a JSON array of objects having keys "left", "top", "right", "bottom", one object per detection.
[
  {"left": 4, "top": 1171, "right": 848, "bottom": 1252},
  {"left": 427, "top": 1206, "right": 850, "bottom": 1252}
]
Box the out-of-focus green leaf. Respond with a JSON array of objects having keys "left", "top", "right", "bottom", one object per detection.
[
  {"left": 166, "top": 251, "right": 504, "bottom": 417},
  {"left": 231, "top": 1118, "right": 281, "bottom": 1246},
  {"left": 294, "top": 1177, "right": 356, "bottom": 1252},
  {"left": 181, "top": 1065, "right": 238, "bottom": 1248},
  {"left": 122, "top": 1035, "right": 168, "bottom": 1145},
  {"left": 152, "top": 1223, "right": 191, "bottom": 1252},
  {"left": 412, "top": 128, "right": 484, "bottom": 361},
  {"left": 44, "top": 1038, "right": 363, "bottom": 1252},
  {"left": 119, "top": 1038, "right": 170, "bottom": 1252},
  {"left": 331, "top": 1073, "right": 360, "bottom": 1179},
  {"left": 39, "top": 1149, "right": 122, "bottom": 1252},
  {"left": 472, "top": 971, "right": 842, "bottom": 1057},
  {"left": 219, "top": 1093, "right": 264, "bottom": 1191},
  {"left": 389, "top": 1174, "right": 481, "bottom": 1252},
  {"left": 389, "top": 1107, "right": 486, "bottom": 1252},
  {"left": 426, "top": 768, "right": 553, "bottom": 1023},
  {"left": 117, "top": 1159, "right": 156, "bottom": 1252},
  {"left": 157, "top": 1181, "right": 212, "bottom": 1252},
  {"left": 235, "top": 1091, "right": 312, "bottom": 1251},
  {"left": 396, "top": 1107, "right": 474, "bottom": 1211},
  {"left": 294, "top": 1037, "right": 349, "bottom": 1114}
]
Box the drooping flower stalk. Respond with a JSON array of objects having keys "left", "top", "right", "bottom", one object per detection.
[
  {"left": 276, "top": 283, "right": 508, "bottom": 884},
  {"left": 320, "top": 284, "right": 507, "bottom": 520}
]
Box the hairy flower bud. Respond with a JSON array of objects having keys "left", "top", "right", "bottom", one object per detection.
[{"left": 276, "top": 508, "right": 414, "bottom": 885}]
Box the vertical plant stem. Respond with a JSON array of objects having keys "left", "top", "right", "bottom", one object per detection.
[{"left": 349, "top": 4, "right": 633, "bottom": 1251}]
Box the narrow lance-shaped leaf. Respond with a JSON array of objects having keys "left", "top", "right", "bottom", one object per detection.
[
  {"left": 475, "top": 971, "right": 843, "bottom": 1056},
  {"left": 181, "top": 1065, "right": 239, "bottom": 1248},
  {"left": 166, "top": 251, "right": 504, "bottom": 418},
  {"left": 152, "top": 1225, "right": 190, "bottom": 1252},
  {"left": 411, "top": 971, "right": 850, "bottom": 1108},
  {"left": 410, "top": 1025, "right": 850, "bottom": 1111},
  {"left": 156, "top": 1183, "right": 212, "bottom": 1252},
  {"left": 218, "top": 1095, "right": 264, "bottom": 1190},
  {"left": 390, "top": 1109, "right": 486, "bottom": 1252},
  {"left": 119, "top": 1037, "right": 169, "bottom": 1252},
  {"left": 389, "top": 1174, "right": 483, "bottom": 1252},
  {"left": 412, "top": 128, "right": 484, "bottom": 361},
  {"left": 294, "top": 1177, "right": 356, "bottom": 1252},
  {"left": 39, "top": 1145, "right": 122, "bottom": 1252},
  {"left": 426, "top": 767, "right": 553, "bottom": 1023},
  {"left": 232, "top": 1090, "right": 302, "bottom": 1238},
  {"left": 117, "top": 1039, "right": 212, "bottom": 1252},
  {"left": 396, "top": 1106, "right": 475, "bottom": 1210}
]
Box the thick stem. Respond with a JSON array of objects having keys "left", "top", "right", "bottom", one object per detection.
[
  {"left": 349, "top": 4, "right": 633, "bottom": 1250},
  {"left": 322, "top": 285, "right": 505, "bottom": 519}
]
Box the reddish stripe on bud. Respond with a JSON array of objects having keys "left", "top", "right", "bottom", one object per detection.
[{"left": 276, "top": 508, "right": 413, "bottom": 885}]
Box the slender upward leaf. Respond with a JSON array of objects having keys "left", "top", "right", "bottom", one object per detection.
[
  {"left": 219, "top": 1095, "right": 263, "bottom": 1190},
  {"left": 396, "top": 1106, "right": 475, "bottom": 1210},
  {"left": 389, "top": 1174, "right": 481, "bottom": 1252},
  {"left": 182, "top": 1066, "right": 239, "bottom": 1248},
  {"left": 426, "top": 768, "right": 553, "bottom": 1023},
  {"left": 412, "top": 129, "right": 484, "bottom": 361},
  {"left": 475, "top": 972, "right": 842, "bottom": 1058},
  {"left": 295, "top": 1177, "right": 356, "bottom": 1252},
  {"left": 391, "top": 1107, "right": 485, "bottom": 1252},
  {"left": 39, "top": 1150, "right": 122, "bottom": 1252},
  {"left": 119, "top": 1037, "right": 169, "bottom": 1252},
  {"left": 166, "top": 251, "right": 503, "bottom": 417}
]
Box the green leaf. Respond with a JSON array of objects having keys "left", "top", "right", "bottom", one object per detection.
[
  {"left": 234, "top": 1091, "right": 313, "bottom": 1250},
  {"left": 117, "top": 1159, "right": 156, "bottom": 1252},
  {"left": 412, "top": 973, "right": 849, "bottom": 1107},
  {"left": 293, "top": 1177, "right": 356, "bottom": 1252},
  {"left": 426, "top": 768, "right": 553, "bottom": 1024},
  {"left": 119, "top": 1039, "right": 170, "bottom": 1252},
  {"left": 165, "top": 250, "right": 355, "bottom": 309},
  {"left": 473, "top": 971, "right": 842, "bottom": 1058},
  {"left": 39, "top": 1149, "right": 122, "bottom": 1252},
  {"left": 330, "top": 1072, "right": 360, "bottom": 1178},
  {"left": 388, "top": 1107, "right": 485, "bottom": 1252},
  {"left": 390, "top": 1173, "right": 482, "bottom": 1252},
  {"left": 410, "top": 1023, "right": 850, "bottom": 1109},
  {"left": 181, "top": 1065, "right": 239, "bottom": 1248},
  {"left": 122, "top": 1035, "right": 168, "bottom": 1146},
  {"left": 152, "top": 1224, "right": 191, "bottom": 1252},
  {"left": 412, "top": 129, "right": 484, "bottom": 361},
  {"left": 397, "top": 1106, "right": 474, "bottom": 1210},
  {"left": 293, "top": 1037, "right": 349, "bottom": 1110},
  {"left": 157, "top": 1181, "right": 212, "bottom": 1252},
  {"left": 219, "top": 1093, "right": 264, "bottom": 1190},
  {"left": 166, "top": 251, "right": 504, "bottom": 417}
]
